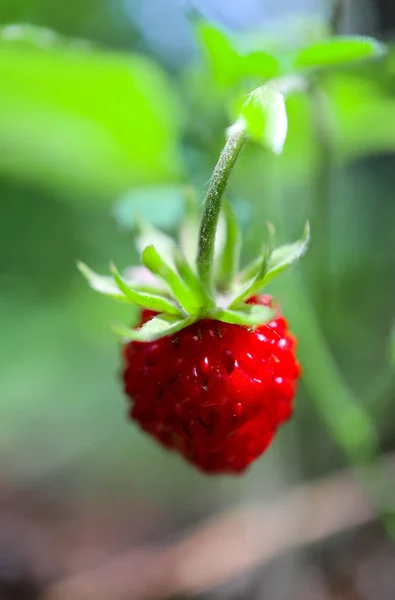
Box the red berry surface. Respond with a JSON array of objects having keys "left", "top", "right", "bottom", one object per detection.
[{"left": 122, "top": 295, "right": 301, "bottom": 474}]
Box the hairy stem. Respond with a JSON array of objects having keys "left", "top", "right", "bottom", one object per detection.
[{"left": 197, "top": 122, "right": 247, "bottom": 293}]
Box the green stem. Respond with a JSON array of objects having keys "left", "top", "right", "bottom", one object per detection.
[{"left": 197, "top": 123, "right": 247, "bottom": 293}]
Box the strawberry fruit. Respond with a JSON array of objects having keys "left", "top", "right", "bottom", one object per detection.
[
  {"left": 79, "top": 125, "right": 309, "bottom": 474},
  {"left": 123, "top": 296, "right": 300, "bottom": 474}
]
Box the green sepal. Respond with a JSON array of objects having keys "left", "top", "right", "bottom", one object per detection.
[
  {"left": 238, "top": 254, "right": 263, "bottom": 284},
  {"left": 208, "top": 303, "right": 274, "bottom": 326},
  {"left": 216, "top": 201, "right": 242, "bottom": 292},
  {"left": 263, "top": 221, "right": 310, "bottom": 286},
  {"left": 230, "top": 222, "right": 309, "bottom": 304},
  {"left": 230, "top": 223, "right": 275, "bottom": 306},
  {"left": 390, "top": 326, "right": 395, "bottom": 368},
  {"left": 142, "top": 245, "right": 199, "bottom": 314},
  {"left": 179, "top": 187, "right": 200, "bottom": 265},
  {"left": 110, "top": 263, "right": 184, "bottom": 316},
  {"left": 135, "top": 214, "right": 176, "bottom": 266},
  {"left": 77, "top": 261, "right": 162, "bottom": 301},
  {"left": 294, "top": 36, "right": 386, "bottom": 70},
  {"left": 173, "top": 248, "right": 215, "bottom": 310},
  {"left": 114, "top": 314, "right": 197, "bottom": 342}
]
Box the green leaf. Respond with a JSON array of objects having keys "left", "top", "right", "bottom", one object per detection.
[
  {"left": 142, "top": 245, "right": 198, "bottom": 314},
  {"left": 209, "top": 303, "right": 273, "bottom": 326},
  {"left": 294, "top": 36, "right": 386, "bottom": 69},
  {"left": 195, "top": 20, "right": 239, "bottom": 86},
  {"left": 391, "top": 327, "right": 395, "bottom": 368},
  {"left": 114, "top": 314, "right": 196, "bottom": 342},
  {"left": 216, "top": 201, "right": 242, "bottom": 292},
  {"left": 239, "top": 51, "right": 279, "bottom": 81},
  {"left": 0, "top": 27, "right": 182, "bottom": 202},
  {"left": 239, "top": 86, "right": 288, "bottom": 154},
  {"left": 194, "top": 18, "right": 279, "bottom": 86},
  {"left": 263, "top": 222, "right": 310, "bottom": 286},
  {"left": 110, "top": 263, "right": 183, "bottom": 316},
  {"left": 173, "top": 248, "right": 214, "bottom": 309}
]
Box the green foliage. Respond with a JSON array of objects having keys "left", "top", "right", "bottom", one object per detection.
[
  {"left": 294, "top": 36, "right": 385, "bottom": 69},
  {"left": 195, "top": 19, "right": 279, "bottom": 86},
  {"left": 0, "top": 25, "right": 182, "bottom": 202},
  {"left": 1, "top": 4, "right": 395, "bottom": 519}
]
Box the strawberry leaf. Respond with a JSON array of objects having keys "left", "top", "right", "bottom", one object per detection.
[
  {"left": 216, "top": 201, "right": 242, "bottom": 292},
  {"left": 142, "top": 245, "right": 198, "bottom": 314},
  {"left": 110, "top": 263, "right": 183, "bottom": 316},
  {"left": 209, "top": 303, "right": 273, "bottom": 326},
  {"left": 114, "top": 314, "right": 196, "bottom": 342},
  {"left": 294, "top": 36, "right": 385, "bottom": 69},
  {"left": 238, "top": 50, "right": 279, "bottom": 81},
  {"left": 194, "top": 20, "right": 239, "bottom": 86}
]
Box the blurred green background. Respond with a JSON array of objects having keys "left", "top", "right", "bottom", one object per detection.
[{"left": 0, "top": 1, "right": 395, "bottom": 598}]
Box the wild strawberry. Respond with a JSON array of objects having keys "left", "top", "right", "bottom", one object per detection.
[
  {"left": 123, "top": 295, "right": 300, "bottom": 474},
  {"left": 79, "top": 122, "right": 309, "bottom": 474}
]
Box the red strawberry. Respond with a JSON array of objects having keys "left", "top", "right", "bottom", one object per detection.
[
  {"left": 122, "top": 295, "right": 300, "bottom": 474},
  {"left": 79, "top": 122, "right": 309, "bottom": 475}
]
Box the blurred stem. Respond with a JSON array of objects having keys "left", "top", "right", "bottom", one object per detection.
[
  {"left": 365, "top": 369, "right": 395, "bottom": 416},
  {"left": 309, "top": 80, "right": 333, "bottom": 319},
  {"left": 307, "top": 0, "right": 346, "bottom": 315},
  {"left": 197, "top": 122, "right": 247, "bottom": 294},
  {"left": 331, "top": 0, "right": 347, "bottom": 34},
  {"left": 281, "top": 272, "right": 395, "bottom": 541},
  {"left": 269, "top": 167, "right": 395, "bottom": 541}
]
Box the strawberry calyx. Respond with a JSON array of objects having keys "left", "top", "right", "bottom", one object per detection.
[
  {"left": 79, "top": 111, "right": 309, "bottom": 342},
  {"left": 78, "top": 196, "right": 309, "bottom": 341}
]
